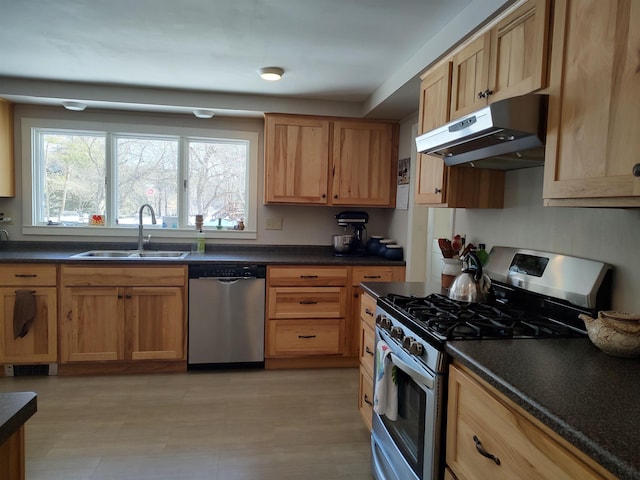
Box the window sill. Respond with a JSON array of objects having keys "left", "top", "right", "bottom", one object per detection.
[{"left": 22, "top": 225, "right": 257, "bottom": 240}]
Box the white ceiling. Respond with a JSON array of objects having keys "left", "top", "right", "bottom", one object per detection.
[{"left": 0, "top": 0, "right": 512, "bottom": 119}]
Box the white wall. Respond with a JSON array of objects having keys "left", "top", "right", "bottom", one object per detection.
[
  {"left": 454, "top": 167, "right": 640, "bottom": 312},
  {"left": 0, "top": 104, "right": 397, "bottom": 246}
]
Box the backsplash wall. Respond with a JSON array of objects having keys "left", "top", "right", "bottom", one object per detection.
[{"left": 453, "top": 166, "right": 640, "bottom": 311}]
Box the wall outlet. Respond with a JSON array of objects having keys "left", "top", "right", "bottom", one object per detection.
[
  {"left": 0, "top": 210, "right": 13, "bottom": 224},
  {"left": 265, "top": 216, "right": 283, "bottom": 230}
]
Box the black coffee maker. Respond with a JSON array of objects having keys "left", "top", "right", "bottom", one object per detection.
[{"left": 334, "top": 211, "right": 368, "bottom": 256}]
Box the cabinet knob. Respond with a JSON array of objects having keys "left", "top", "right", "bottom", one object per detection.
[
  {"left": 633, "top": 163, "right": 640, "bottom": 177},
  {"left": 484, "top": 89, "right": 493, "bottom": 97},
  {"left": 321, "top": 193, "right": 326, "bottom": 198},
  {"left": 434, "top": 187, "right": 442, "bottom": 194},
  {"left": 334, "top": 194, "right": 338, "bottom": 199},
  {"left": 477, "top": 91, "right": 485, "bottom": 99}
]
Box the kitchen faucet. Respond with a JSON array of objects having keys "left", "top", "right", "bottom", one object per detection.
[
  {"left": 137, "top": 204, "right": 156, "bottom": 251},
  {"left": 0, "top": 229, "right": 8, "bottom": 241}
]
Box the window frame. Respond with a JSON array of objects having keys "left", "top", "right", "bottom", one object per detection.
[{"left": 21, "top": 116, "right": 259, "bottom": 239}]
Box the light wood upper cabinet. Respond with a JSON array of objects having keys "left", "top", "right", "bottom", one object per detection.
[
  {"left": 0, "top": 98, "right": 15, "bottom": 197},
  {"left": 415, "top": 62, "right": 505, "bottom": 208},
  {"left": 450, "top": 0, "right": 550, "bottom": 120},
  {"left": 543, "top": 0, "right": 640, "bottom": 207},
  {"left": 264, "top": 113, "right": 398, "bottom": 207},
  {"left": 331, "top": 120, "right": 396, "bottom": 206},
  {"left": 264, "top": 114, "right": 330, "bottom": 204}
]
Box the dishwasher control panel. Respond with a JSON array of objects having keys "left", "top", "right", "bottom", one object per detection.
[{"left": 188, "top": 264, "right": 266, "bottom": 278}]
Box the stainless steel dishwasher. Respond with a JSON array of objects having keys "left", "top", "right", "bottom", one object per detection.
[{"left": 188, "top": 264, "right": 266, "bottom": 368}]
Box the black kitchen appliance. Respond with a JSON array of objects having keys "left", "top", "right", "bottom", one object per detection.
[
  {"left": 371, "top": 246, "right": 613, "bottom": 480},
  {"left": 334, "top": 211, "right": 368, "bottom": 256}
]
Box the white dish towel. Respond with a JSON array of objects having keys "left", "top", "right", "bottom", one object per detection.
[{"left": 373, "top": 340, "right": 398, "bottom": 421}]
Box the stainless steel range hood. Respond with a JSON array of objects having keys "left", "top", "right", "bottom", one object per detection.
[{"left": 415, "top": 94, "right": 548, "bottom": 170}]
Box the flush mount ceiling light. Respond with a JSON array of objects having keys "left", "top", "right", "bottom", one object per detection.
[
  {"left": 62, "top": 101, "right": 87, "bottom": 111},
  {"left": 193, "top": 109, "right": 215, "bottom": 119},
  {"left": 259, "top": 67, "right": 284, "bottom": 81}
]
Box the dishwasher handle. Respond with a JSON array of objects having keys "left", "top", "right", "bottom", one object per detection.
[{"left": 196, "top": 276, "right": 258, "bottom": 283}]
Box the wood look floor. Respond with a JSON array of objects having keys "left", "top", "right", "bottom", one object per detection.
[{"left": 0, "top": 368, "right": 373, "bottom": 479}]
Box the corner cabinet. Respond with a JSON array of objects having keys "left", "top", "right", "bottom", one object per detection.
[
  {"left": 0, "top": 98, "right": 15, "bottom": 197},
  {"left": 264, "top": 114, "right": 399, "bottom": 207},
  {"left": 446, "top": 364, "right": 616, "bottom": 480},
  {"left": 450, "top": 0, "right": 550, "bottom": 119},
  {"left": 543, "top": 0, "right": 640, "bottom": 207},
  {"left": 59, "top": 265, "right": 187, "bottom": 373},
  {"left": 415, "top": 62, "right": 505, "bottom": 208},
  {"left": 0, "top": 264, "right": 57, "bottom": 365}
]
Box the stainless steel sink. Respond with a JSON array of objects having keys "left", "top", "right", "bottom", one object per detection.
[{"left": 71, "top": 250, "right": 190, "bottom": 259}]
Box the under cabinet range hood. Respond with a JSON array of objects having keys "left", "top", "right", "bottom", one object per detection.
[{"left": 415, "top": 94, "right": 548, "bottom": 170}]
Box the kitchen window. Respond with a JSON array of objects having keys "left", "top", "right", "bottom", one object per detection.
[{"left": 21, "top": 117, "right": 258, "bottom": 238}]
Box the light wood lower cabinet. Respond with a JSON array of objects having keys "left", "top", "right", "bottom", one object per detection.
[
  {"left": 0, "top": 264, "right": 57, "bottom": 364},
  {"left": 265, "top": 265, "right": 404, "bottom": 369},
  {"left": 357, "top": 291, "right": 377, "bottom": 430},
  {"left": 59, "top": 266, "right": 186, "bottom": 367},
  {"left": 447, "top": 363, "right": 616, "bottom": 480}
]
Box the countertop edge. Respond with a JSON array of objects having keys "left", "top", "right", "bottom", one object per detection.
[{"left": 0, "top": 392, "right": 37, "bottom": 445}]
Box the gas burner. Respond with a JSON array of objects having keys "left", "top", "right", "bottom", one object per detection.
[{"left": 379, "top": 292, "right": 588, "bottom": 341}]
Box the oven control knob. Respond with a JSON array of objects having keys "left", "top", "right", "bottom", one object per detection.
[
  {"left": 409, "top": 342, "right": 424, "bottom": 356},
  {"left": 390, "top": 326, "right": 404, "bottom": 340},
  {"left": 376, "top": 315, "right": 391, "bottom": 331},
  {"left": 402, "top": 336, "right": 415, "bottom": 350}
]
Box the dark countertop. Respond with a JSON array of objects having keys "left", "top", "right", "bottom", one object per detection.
[
  {"left": 0, "top": 242, "right": 405, "bottom": 266},
  {"left": 361, "top": 281, "right": 639, "bottom": 480},
  {"left": 0, "top": 392, "right": 37, "bottom": 445}
]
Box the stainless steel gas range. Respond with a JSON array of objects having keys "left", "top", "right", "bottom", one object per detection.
[{"left": 370, "top": 246, "right": 613, "bottom": 480}]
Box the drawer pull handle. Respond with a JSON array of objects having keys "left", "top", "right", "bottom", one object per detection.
[
  {"left": 15, "top": 274, "right": 37, "bottom": 278},
  {"left": 15, "top": 290, "right": 36, "bottom": 294},
  {"left": 473, "top": 435, "right": 500, "bottom": 465},
  {"left": 365, "top": 308, "right": 374, "bottom": 316},
  {"left": 300, "top": 275, "right": 318, "bottom": 279},
  {"left": 365, "top": 346, "right": 374, "bottom": 356},
  {"left": 364, "top": 275, "right": 381, "bottom": 279},
  {"left": 364, "top": 394, "right": 373, "bottom": 406},
  {"left": 299, "top": 300, "right": 318, "bottom": 305},
  {"left": 298, "top": 335, "right": 316, "bottom": 339}
]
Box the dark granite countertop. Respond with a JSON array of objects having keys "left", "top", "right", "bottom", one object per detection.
[
  {"left": 0, "top": 242, "right": 405, "bottom": 266},
  {"left": 360, "top": 281, "right": 639, "bottom": 480},
  {"left": 0, "top": 392, "right": 37, "bottom": 445}
]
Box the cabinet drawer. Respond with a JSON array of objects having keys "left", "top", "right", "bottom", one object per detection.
[
  {"left": 268, "top": 287, "right": 346, "bottom": 319},
  {"left": 268, "top": 266, "right": 347, "bottom": 286},
  {"left": 0, "top": 264, "right": 56, "bottom": 286},
  {"left": 358, "top": 368, "right": 374, "bottom": 431},
  {"left": 61, "top": 266, "right": 186, "bottom": 287},
  {"left": 447, "top": 365, "right": 609, "bottom": 480},
  {"left": 267, "top": 319, "right": 343, "bottom": 356},
  {"left": 359, "top": 322, "right": 375, "bottom": 377},
  {"left": 352, "top": 266, "right": 396, "bottom": 285},
  {"left": 359, "top": 293, "right": 377, "bottom": 330}
]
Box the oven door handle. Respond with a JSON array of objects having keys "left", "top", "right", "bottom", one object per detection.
[{"left": 390, "top": 352, "right": 434, "bottom": 390}]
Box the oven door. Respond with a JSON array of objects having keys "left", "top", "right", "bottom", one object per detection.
[{"left": 371, "top": 327, "right": 443, "bottom": 480}]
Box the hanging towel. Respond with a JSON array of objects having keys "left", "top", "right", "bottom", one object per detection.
[
  {"left": 373, "top": 340, "right": 398, "bottom": 421},
  {"left": 13, "top": 290, "right": 36, "bottom": 339}
]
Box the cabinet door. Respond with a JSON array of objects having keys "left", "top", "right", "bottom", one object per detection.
[
  {"left": 264, "top": 114, "right": 330, "bottom": 204},
  {"left": 543, "top": 0, "right": 640, "bottom": 206},
  {"left": 267, "top": 319, "right": 343, "bottom": 356},
  {"left": 268, "top": 287, "right": 346, "bottom": 319},
  {"left": 331, "top": 120, "right": 396, "bottom": 206},
  {"left": 0, "top": 99, "right": 14, "bottom": 197},
  {"left": 450, "top": 33, "right": 491, "bottom": 119},
  {"left": 126, "top": 287, "right": 184, "bottom": 361},
  {"left": 0, "top": 287, "right": 57, "bottom": 363},
  {"left": 60, "top": 287, "right": 124, "bottom": 362},
  {"left": 488, "top": 0, "right": 550, "bottom": 103},
  {"left": 416, "top": 62, "right": 452, "bottom": 204}
]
